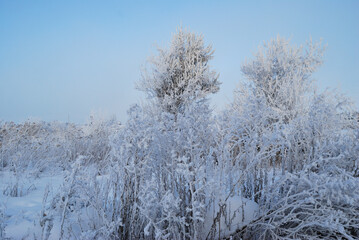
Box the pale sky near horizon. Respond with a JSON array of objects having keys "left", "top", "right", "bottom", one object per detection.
[{"left": 1, "top": 0, "right": 358, "bottom": 123}]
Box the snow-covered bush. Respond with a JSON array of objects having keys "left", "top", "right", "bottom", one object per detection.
[
  {"left": 222, "top": 37, "right": 327, "bottom": 200},
  {"left": 132, "top": 101, "right": 218, "bottom": 239},
  {"left": 111, "top": 27, "right": 221, "bottom": 239},
  {"left": 38, "top": 157, "right": 120, "bottom": 239},
  {"left": 54, "top": 28, "right": 224, "bottom": 239},
  {"left": 0, "top": 121, "right": 76, "bottom": 173},
  {"left": 0, "top": 116, "right": 121, "bottom": 175},
  {"left": 238, "top": 156, "right": 359, "bottom": 239},
  {"left": 77, "top": 114, "right": 121, "bottom": 170},
  {"left": 221, "top": 36, "right": 359, "bottom": 239},
  {"left": 83, "top": 99, "right": 219, "bottom": 239}
]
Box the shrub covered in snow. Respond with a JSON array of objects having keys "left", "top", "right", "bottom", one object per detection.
[
  {"left": 217, "top": 37, "right": 359, "bottom": 240},
  {"left": 238, "top": 156, "right": 359, "bottom": 239}
]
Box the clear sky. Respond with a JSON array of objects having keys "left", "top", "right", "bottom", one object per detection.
[{"left": 1, "top": 0, "right": 358, "bottom": 123}]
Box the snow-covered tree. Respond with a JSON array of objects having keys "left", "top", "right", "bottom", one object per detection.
[
  {"left": 240, "top": 36, "right": 324, "bottom": 122},
  {"left": 138, "top": 27, "right": 220, "bottom": 115},
  {"left": 222, "top": 37, "right": 359, "bottom": 239},
  {"left": 221, "top": 37, "right": 326, "bottom": 198},
  {"left": 115, "top": 28, "right": 221, "bottom": 239}
]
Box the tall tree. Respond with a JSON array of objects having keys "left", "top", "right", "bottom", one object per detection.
[
  {"left": 138, "top": 27, "right": 220, "bottom": 115},
  {"left": 117, "top": 27, "right": 221, "bottom": 239},
  {"left": 221, "top": 37, "right": 326, "bottom": 203},
  {"left": 240, "top": 36, "right": 324, "bottom": 122}
]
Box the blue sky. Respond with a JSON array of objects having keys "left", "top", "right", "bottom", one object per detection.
[{"left": 1, "top": 0, "right": 358, "bottom": 123}]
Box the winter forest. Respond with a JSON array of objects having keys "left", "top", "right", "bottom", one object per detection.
[{"left": 1, "top": 28, "right": 359, "bottom": 239}]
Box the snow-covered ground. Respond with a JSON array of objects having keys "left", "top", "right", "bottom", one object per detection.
[{"left": 0, "top": 171, "right": 64, "bottom": 239}]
